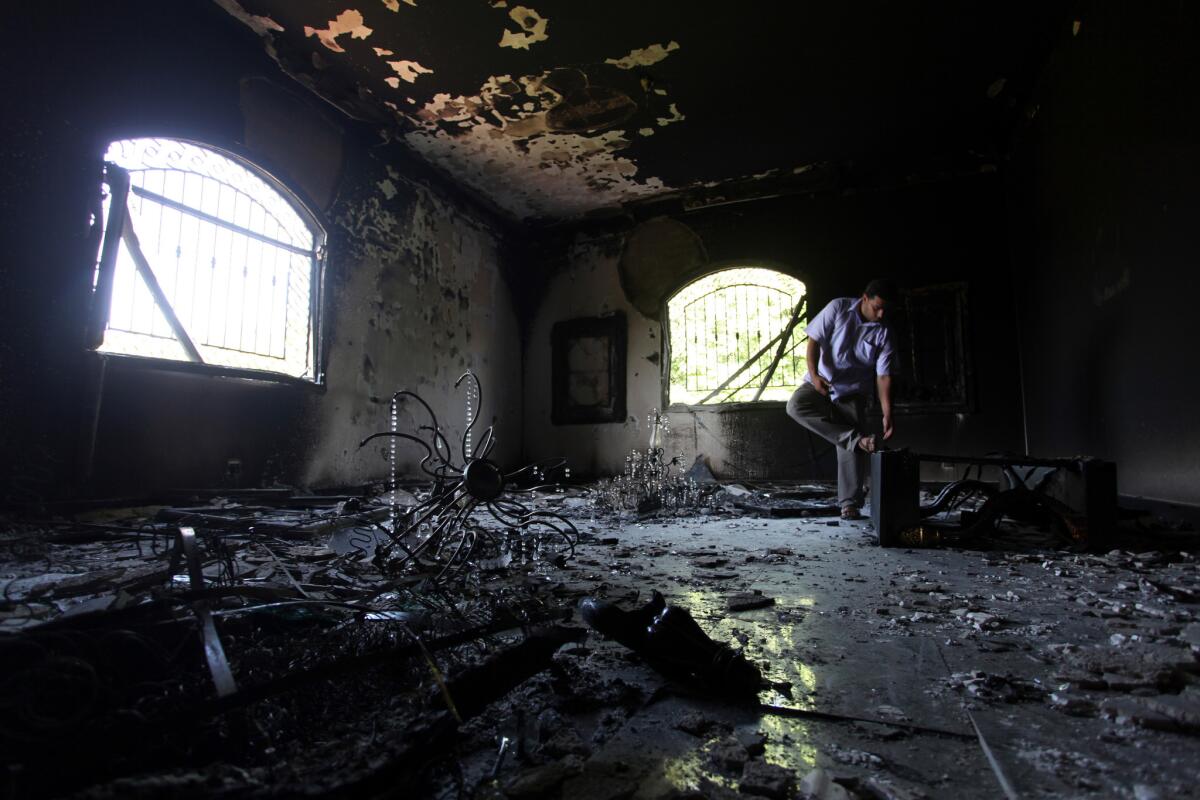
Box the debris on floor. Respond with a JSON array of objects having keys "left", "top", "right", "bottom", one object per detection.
[{"left": 0, "top": 479, "right": 1197, "bottom": 798}]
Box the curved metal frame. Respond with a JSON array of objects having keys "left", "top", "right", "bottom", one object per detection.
[{"left": 359, "top": 371, "right": 578, "bottom": 583}]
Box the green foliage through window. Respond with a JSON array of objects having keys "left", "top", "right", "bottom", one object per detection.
[{"left": 667, "top": 268, "right": 807, "bottom": 405}]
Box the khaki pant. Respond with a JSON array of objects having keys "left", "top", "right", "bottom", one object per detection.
[{"left": 786, "top": 383, "right": 869, "bottom": 509}]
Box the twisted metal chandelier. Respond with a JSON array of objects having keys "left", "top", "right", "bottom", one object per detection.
[{"left": 359, "top": 371, "right": 578, "bottom": 582}]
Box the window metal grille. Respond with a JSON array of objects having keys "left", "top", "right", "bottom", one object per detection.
[
  {"left": 91, "top": 138, "right": 322, "bottom": 380},
  {"left": 667, "top": 268, "right": 807, "bottom": 405}
]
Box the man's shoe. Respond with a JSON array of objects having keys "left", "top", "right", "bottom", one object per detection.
[{"left": 840, "top": 506, "right": 863, "bottom": 520}]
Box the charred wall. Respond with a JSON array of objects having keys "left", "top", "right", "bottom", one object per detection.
[
  {"left": 1008, "top": 1, "right": 1200, "bottom": 507},
  {"left": 523, "top": 177, "right": 1027, "bottom": 479},
  {"left": 0, "top": 1, "right": 522, "bottom": 500}
]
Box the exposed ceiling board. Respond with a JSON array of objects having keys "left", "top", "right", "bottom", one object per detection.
[{"left": 217, "top": 0, "right": 1071, "bottom": 223}]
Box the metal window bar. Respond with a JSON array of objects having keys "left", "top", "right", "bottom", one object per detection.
[
  {"left": 695, "top": 307, "right": 801, "bottom": 405},
  {"left": 86, "top": 164, "right": 130, "bottom": 350},
  {"left": 93, "top": 158, "right": 319, "bottom": 377},
  {"left": 125, "top": 176, "right": 310, "bottom": 359},
  {"left": 679, "top": 283, "right": 807, "bottom": 403},
  {"left": 119, "top": 210, "right": 203, "bottom": 362},
  {"left": 715, "top": 335, "right": 807, "bottom": 404}
]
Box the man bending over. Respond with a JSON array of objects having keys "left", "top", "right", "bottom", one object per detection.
[{"left": 786, "top": 279, "right": 897, "bottom": 520}]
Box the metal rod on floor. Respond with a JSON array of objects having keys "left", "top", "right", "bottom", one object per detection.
[
  {"left": 934, "top": 642, "right": 1021, "bottom": 799},
  {"left": 964, "top": 706, "right": 1021, "bottom": 800},
  {"left": 757, "top": 702, "right": 974, "bottom": 741}
]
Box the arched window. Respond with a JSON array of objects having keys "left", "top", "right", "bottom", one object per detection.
[
  {"left": 88, "top": 138, "right": 324, "bottom": 380},
  {"left": 667, "top": 268, "right": 807, "bottom": 405}
]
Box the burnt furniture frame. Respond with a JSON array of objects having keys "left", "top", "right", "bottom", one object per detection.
[{"left": 871, "top": 450, "right": 1117, "bottom": 548}]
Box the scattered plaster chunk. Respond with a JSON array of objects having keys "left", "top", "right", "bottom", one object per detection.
[
  {"left": 374, "top": 47, "right": 394, "bottom": 56},
  {"left": 605, "top": 41, "right": 680, "bottom": 69},
  {"left": 377, "top": 179, "right": 398, "bottom": 200},
  {"left": 388, "top": 59, "right": 434, "bottom": 83},
  {"left": 213, "top": 0, "right": 283, "bottom": 35},
  {"left": 499, "top": 6, "right": 548, "bottom": 50},
  {"left": 385, "top": 77, "right": 400, "bottom": 88},
  {"left": 304, "top": 10, "right": 373, "bottom": 53},
  {"left": 799, "top": 769, "right": 851, "bottom": 800},
  {"left": 638, "top": 128, "right": 655, "bottom": 136},
  {"left": 656, "top": 103, "right": 685, "bottom": 126},
  {"left": 382, "top": 0, "right": 416, "bottom": 10}
]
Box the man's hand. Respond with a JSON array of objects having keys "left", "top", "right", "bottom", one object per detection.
[
  {"left": 806, "top": 338, "right": 828, "bottom": 395},
  {"left": 877, "top": 374, "right": 894, "bottom": 440}
]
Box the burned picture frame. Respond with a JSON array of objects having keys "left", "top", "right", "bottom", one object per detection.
[{"left": 552, "top": 313, "right": 627, "bottom": 425}]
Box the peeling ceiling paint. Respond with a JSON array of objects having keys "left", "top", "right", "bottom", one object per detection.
[
  {"left": 394, "top": 62, "right": 676, "bottom": 217},
  {"left": 216, "top": 0, "right": 695, "bottom": 219},
  {"left": 654, "top": 103, "right": 684, "bottom": 127},
  {"left": 407, "top": 125, "right": 665, "bottom": 220},
  {"left": 386, "top": 59, "right": 433, "bottom": 85},
  {"left": 498, "top": 6, "right": 549, "bottom": 50},
  {"left": 304, "top": 9, "right": 373, "bottom": 53},
  {"left": 605, "top": 41, "right": 679, "bottom": 70},
  {"left": 217, "top": 0, "right": 1075, "bottom": 222}
]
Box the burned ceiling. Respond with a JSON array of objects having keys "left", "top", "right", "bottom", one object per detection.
[{"left": 217, "top": 0, "right": 1072, "bottom": 223}]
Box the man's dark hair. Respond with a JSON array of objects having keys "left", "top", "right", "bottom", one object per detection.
[{"left": 863, "top": 278, "right": 899, "bottom": 303}]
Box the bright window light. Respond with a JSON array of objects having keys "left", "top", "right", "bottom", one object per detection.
[
  {"left": 96, "top": 138, "right": 322, "bottom": 380},
  {"left": 667, "top": 268, "right": 808, "bottom": 405}
]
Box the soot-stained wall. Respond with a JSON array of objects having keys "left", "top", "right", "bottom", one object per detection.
[
  {"left": 0, "top": 1, "right": 521, "bottom": 500},
  {"left": 524, "top": 177, "right": 1026, "bottom": 480},
  {"left": 305, "top": 148, "right": 522, "bottom": 489},
  {"left": 1009, "top": 1, "right": 1200, "bottom": 506}
]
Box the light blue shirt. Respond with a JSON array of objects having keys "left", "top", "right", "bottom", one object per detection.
[{"left": 803, "top": 297, "right": 895, "bottom": 401}]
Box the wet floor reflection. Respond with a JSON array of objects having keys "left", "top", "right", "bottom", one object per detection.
[
  {"left": 757, "top": 622, "right": 820, "bottom": 772},
  {"left": 758, "top": 714, "right": 820, "bottom": 774},
  {"left": 664, "top": 588, "right": 823, "bottom": 779},
  {"left": 657, "top": 751, "right": 740, "bottom": 796}
]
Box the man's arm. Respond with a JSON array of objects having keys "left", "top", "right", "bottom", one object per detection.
[
  {"left": 875, "top": 327, "right": 897, "bottom": 440},
  {"left": 806, "top": 338, "right": 829, "bottom": 395},
  {"left": 803, "top": 299, "right": 839, "bottom": 396},
  {"left": 877, "top": 374, "right": 894, "bottom": 440}
]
